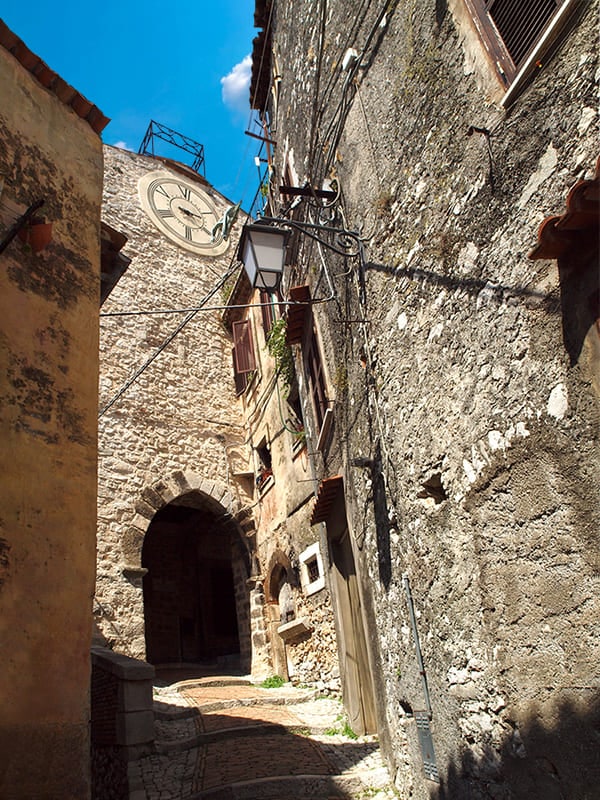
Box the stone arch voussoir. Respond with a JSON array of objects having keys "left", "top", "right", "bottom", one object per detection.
[{"left": 122, "top": 469, "right": 253, "bottom": 568}]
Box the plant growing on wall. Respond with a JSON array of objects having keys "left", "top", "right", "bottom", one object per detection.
[{"left": 267, "top": 318, "right": 295, "bottom": 392}]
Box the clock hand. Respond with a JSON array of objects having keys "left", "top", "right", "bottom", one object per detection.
[{"left": 177, "top": 206, "right": 213, "bottom": 220}]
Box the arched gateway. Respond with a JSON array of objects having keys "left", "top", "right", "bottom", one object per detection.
[
  {"left": 142, "top": 490, "right": 248, "bottom": 668},
  {"left": 110, "top": 471, "right": 258, "bottom": 673}
]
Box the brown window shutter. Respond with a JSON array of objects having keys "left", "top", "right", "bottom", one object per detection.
[
  {"left": 232, "top": 347, "right": 248, "bottom": 395},
  {"left": 286, "top": 284, "right": 311, "bottom": 344},
  {"left": 306, "top": 326, "right": 328, "bottom": 432},
  {"left": 464, "top": 0, "right": 563, "bottom": 85},
  {"left": 233, "top": 319, "right": 256, "bottom": 374},
  {"left": 261, "top": 290, "right": 283, "bottom": 336},
  {"left": 260, "top": 291, "right": 273, "bottom": 335}
]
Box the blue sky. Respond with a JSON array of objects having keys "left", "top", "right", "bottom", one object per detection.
[{"left": 2, "top": 1, "right": 261, "bottom": 208}]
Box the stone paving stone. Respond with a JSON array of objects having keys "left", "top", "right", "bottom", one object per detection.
[
  {"left": 135, "top": 677, "right": 399, "bottom": 799},
  {"left": 199, "top": 732, "right": 334, "bottom": 790}
]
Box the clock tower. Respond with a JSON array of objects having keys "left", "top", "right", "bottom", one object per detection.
[{"left": 96, "top": 142, "right": 255, "bottom": 667}]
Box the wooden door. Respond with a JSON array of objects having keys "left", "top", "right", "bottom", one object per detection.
[{"left": 328, "top": 509, "right": 377, "bottom": 735}]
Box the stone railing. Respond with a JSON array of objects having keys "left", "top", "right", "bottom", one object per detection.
[{"left": 91, "top": 646, "right": 155, "bottom": 800}]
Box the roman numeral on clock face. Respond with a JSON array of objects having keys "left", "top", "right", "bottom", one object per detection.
[{"left": 179, "top": 185, "right": 191, "bottom": 200}]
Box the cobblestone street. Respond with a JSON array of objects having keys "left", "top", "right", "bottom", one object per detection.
[{"left": 129, "top": 673, "right": 398, "bottom": 800}]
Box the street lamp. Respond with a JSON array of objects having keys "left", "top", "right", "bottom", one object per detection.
[
  {"left": 238, "top": 222, "right": 291, "bottom": 291},
  {"left": 238, "top": 216, "right": 364, "bottom": 293}
]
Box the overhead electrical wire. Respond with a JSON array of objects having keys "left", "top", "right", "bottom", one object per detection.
[
  {"left": 98, "top": 259, "right": 239, "bottom": 418},
  {"left": 308, "top": 0, "right": 396, "bottom": 187}
]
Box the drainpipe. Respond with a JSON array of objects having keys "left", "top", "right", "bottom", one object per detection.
[{"left": 403, "top": 572, "right": 432, "bottom": 717}]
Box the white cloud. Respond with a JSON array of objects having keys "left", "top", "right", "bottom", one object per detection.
[
  {"left": 221, "top": 55, "right": 252, "bottom": 113},
  {"left": 112, "top": 140, "right": 134, "bottom": 151}
]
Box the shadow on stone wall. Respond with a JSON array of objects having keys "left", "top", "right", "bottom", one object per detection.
[
  {"left": 557, "top": 249, "right": 599, "bottom": 368},
  {"left": 371, "top": 443, "right": 393, "bottom": 590},
  {"left": 433, "top": 692, "right": 600, "bottom": 800},
  {"left": 365, "top": 261, "right": 559, "bottom": 312}
]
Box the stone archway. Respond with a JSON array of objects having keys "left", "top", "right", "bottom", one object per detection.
[
  {"left": 120, "top": 471, "right": 257, "bottom": 672},
  {"left": 121, "top": 471, "right": 254, "bottom": 569},
  {"left": 264, "top": 550, "right": 297, "bottom": 680}
]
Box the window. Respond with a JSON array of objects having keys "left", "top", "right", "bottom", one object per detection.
[
  {"left": 286, "top": 379, "right": 306, "bottom": 454},
  {"left": 306, "top": 556, "right": 320, "bottom": 584},
  {"left": 285, "top": 286, "right": 331, "bottom": 450},
  {"left": 464, "top": 0, "right": 576, "bottom": 87},
  {"left": 232, "top": 319, "right": 256, "bottom": 395},
  {"left": 305, "top": 324, "right": 329, "bottom": 433},
  {"left": 260, "top": 289, "right": 282, "bottom": 337},
  {"left": 255, "top": 438, "right": 273, "bottom": 492},
  {"left": 299, "top": 543, "right": 325, "bottom": 596}
]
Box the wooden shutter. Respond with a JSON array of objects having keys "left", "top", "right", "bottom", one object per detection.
[
  {"left": 232, "top": 319, "right": 256, "bottom": 374},
  {"left": 465, "top": 0, "right": 564, "bottom": 84},
  {"left": 306, "top": 326, "right": 328, "bottom": 431},
  {"left": 232, "top": 347, "right": 248, "bottom": 395},
  {"left": 260, "top": 290, "right": 283, "bottom": 336}
]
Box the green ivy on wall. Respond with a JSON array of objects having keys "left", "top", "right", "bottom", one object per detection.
[{"left": 266, "top": 318, "right": 295, "bottom": 392}]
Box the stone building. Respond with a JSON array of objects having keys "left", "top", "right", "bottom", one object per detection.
[
  {"left": 96, "top": 145, "right": 258, "bottom": 671},
  {"left": 247, "top": 0, "right": 600, "bottom": 798},
  {"left": 223, "top": 270, "right": 340, "bottom": 687},
  {"left": 0, "top": 22, "right": 107, "bottom": 800},
  {"left": 96, "top": 141, "right": 342, "bottom": 691}
]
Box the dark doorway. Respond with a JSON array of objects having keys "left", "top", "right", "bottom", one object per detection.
[{"left": 142, "top": 498, "right": 242, "bottom": 666}]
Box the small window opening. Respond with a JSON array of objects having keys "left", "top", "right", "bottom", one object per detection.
[
  {"left": 256, "top": 439, "right": 273, "bottom": 491},
  {"left": 399, "top": 699, "right": 414, "bottom": 716},
  {"left": 299, "top": 543, "right": 325, "bottom": 595},
  {"left": 306, "top": 556, "right": 320, "bottom": 584}
]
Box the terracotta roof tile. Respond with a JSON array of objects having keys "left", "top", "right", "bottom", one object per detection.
[
  {"left": 0, "top": 19, "right": 110, "bottom": 135},
  {"left": 529, "top": 155, "right": 599, "bottom": 260},
  {"left": 311, "top": 475, "right": 343, "bottom": 526}
]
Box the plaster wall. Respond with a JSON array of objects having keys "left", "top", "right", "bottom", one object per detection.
[
  {"left": 266, "top": 1, "right": 599, "bottom": 796},
  {"left": 0, "top": 45, "right": 103, "bottom": 800}
]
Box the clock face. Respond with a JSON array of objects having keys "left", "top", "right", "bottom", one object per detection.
[{"left": 138, "top": 171, "right": 229, "bottom": 256}]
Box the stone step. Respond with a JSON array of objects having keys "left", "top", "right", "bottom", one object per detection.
[
  {"left": 155, "top": 720, "right": 306, "bottom": 753},
  {"left": 188, "top": 772, "right": 368, "bottom": 799}
]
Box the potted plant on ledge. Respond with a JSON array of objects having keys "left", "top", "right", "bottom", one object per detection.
[{"left": 18, "top": 215, "right": 53, "bottom": 253}]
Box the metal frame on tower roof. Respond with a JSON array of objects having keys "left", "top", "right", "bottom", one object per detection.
[{"left": 138, "top": 120, "right": 205, "bottom": 175}]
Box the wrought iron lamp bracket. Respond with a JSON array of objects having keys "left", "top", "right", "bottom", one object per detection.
[{"left": 257, "top": 215, "right": 364, "bottom": 259}]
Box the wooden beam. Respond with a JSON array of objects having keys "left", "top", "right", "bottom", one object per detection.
[
  {"left": 244, "top": 130, "right": 277, "bottom": 146},
  {"left": 279, "top": 185, "right": 337, "bottom": 200}
]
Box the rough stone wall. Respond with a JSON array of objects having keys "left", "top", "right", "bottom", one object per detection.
[
  {"left": 288, "top": 586, "right": 341, "bottom": 691},
  {"left": 265, "top": 1, "right": 599, "bottom": 797},
  {"left": 97, "top": 146, "right": 253, "bottom": 659},
  {"left": 0, "top": 43, "right": 103, "bottom": 800}
]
